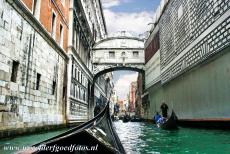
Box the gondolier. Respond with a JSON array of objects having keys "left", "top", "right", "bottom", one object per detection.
[{"left": 160, "top": 102, "right": 168, "bottom": 118}]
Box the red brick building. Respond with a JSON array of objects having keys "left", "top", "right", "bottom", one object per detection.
[
  {"left": 135, "top": 73, "right": 144, "bottom": 117},
  {"left": 129, "top": 81, "right": 137, "bottom": 112},
  {"left": 21, "top": 0, "right": 69, "bottom": 51}
]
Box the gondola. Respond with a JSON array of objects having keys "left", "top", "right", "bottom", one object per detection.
[
  {"left": 157, "top": 110, "right": 178, "bottom": 130},
  {"left": 130, "top": 116, "right": 143, "bottom": 122},
  {"left": 19, "top": 101, "right": 126, "bottom": 154},
  {"left": 122, "top": 115, "right": 130, "bottom": 123}
]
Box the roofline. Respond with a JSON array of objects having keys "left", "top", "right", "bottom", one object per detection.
[{"left": 94, "top": 36, "right": 144, "bottom": 46}]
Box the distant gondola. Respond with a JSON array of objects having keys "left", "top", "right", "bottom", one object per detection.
[
  {"left": 122, "top": 115, "right": 130, "bottom": 123},
  {"left": 19, "top": 102, "right": 126, "bottom": 154},
  {"left": 130, "top": 116, "right": 143, "bottom": 122},
  {"left": 157, "top": 110, "right": 178, "bottom": 130}
]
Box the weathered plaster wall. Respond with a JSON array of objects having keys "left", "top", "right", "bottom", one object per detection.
[{"left": 0, "top": 0, "right": 67, "bottom": 134}]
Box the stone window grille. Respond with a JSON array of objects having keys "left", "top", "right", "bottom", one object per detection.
[
  {"left": 213, "top": 0, "right": 220, "bottom": 16},
  {"left": 11, "top": 61, "right": 19, "bottom": 82}
]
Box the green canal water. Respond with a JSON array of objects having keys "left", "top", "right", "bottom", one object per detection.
[{"left": 0, "top": 121, "right": 229, "bottom": 154}]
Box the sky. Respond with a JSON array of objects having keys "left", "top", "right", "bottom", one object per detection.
[
  {"left": 101, "top": 0, "right": 160, "bottom": 36},
  {"left": 101, "top": 0, "right": 160, "bottom": 100},
  {"left": 112, "top": 71, "right": 138, "bottom": 100}
]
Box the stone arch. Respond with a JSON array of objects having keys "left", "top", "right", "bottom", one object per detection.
[{"left": 89, "top": 66, "right": 145, "bottom": 118}]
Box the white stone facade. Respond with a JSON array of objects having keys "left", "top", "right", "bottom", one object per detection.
[
  {"left": 67, "top": 0, "right": 110, "bottom": 121},
  {"left": 93, "top": 37, "right": 145, "bottom": 75},
  {"left": 0, "top": 0, "right": 67, "bottom": 131}
]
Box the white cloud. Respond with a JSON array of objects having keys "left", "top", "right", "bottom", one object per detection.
[
  {"left": 114, "top": 73, "right": 138, "bottom": 100},
  {"left": 102, "top": 0, "right": 120, "bottom": 8},
  {"left": 101, "top": 0, "right": 133, "bottom": 8},
  {"left": 103, "top": 9, "right": 153, "bottom": 36}
]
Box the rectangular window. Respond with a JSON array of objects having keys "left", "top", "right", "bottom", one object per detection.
[
  {"left": 76, "top": 86, "right": 79, "bottom": 99},
  {"left": 62, "top": 86, "right": 66, "bottom": 99},
  {"left": 82, "top": 76, "right": 85, "bottom": 86},
  {"left": 74, "top": 85, "right": 77, "bottom": 98},
  {"left": 75, "top": 67, "right": 77, "bottom": 79},
  {"left": 133, "top": 51, "right": 139, "bottom": 57},
  {"left": 36, "top": 73, "right": 41, "bottom": 90},
  {"left": 52, "top": 81, "right": 56, "bottom": 95},
  {"left": 78, "top": 86, "right": 81, "bottom": 99},
  {"left": 59, "top": 24, "right": 64, "bottom": 48},
  {"left": 33, "top": 0, "right": 41, "bottom": 19},
  {"left": 72, "top": 64, "right": 75, "bottom": 78},
  {"left": 51, "top": 12, "right": 56, "bottom": 39},
  {"left": 83, "top": 89, "right": 86, "bottom": 101},
  {"left": 11, "top": 61, "right": 19, "bottom": 82},
  {"left": 109, "top": 51, "right": 115, "bottom": 58},
  {"left": 71, "top": 63, "right": 74, "bottom": 77},
  {"left": 78, "top": 70, "right": 80, "bottom": 81},
  {"left": 71, "top": 83, "right": 74, "bottom": 96},
  {"left": 74, "top": 29, "right": 77, "bottom": 49}
]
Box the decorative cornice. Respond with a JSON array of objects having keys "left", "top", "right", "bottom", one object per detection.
[{"left": 95, "top": 36, "right": 144, "bottom": 46}]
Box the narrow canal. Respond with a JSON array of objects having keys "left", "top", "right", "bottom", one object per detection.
[
  {"left": 114, "top": 121, "right": 230, "bottom": 154},
  {"left": 0, "top": 121, "right": 230, "bottom": 154}
]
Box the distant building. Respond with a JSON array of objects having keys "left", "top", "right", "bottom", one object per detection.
[
  {"left": 118, "top": 100, "right": 126, "bottom": 112},
  {"left": 135, "top": 73, "right": 143, "bottom": 117},
  {"left": 129, "top": 81, "right": 137, "bottom": 112},
  {"left": 110, "top": 89, "right": 118, "bottom": 114},
  {"left": 123, "top": 99, "right": 129, "bottom": 112}
]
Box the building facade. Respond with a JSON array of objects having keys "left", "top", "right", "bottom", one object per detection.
[
  {"left": 110, "top": 89, "right": 118, "bottom": 114},
  {"left": 135, "top": 73, "right": 143, "bottom": 117},
  {"left": 144, "top": 0, "right": 230, "bottom": 125},
  {"left": 0, "top": 0, "right": 69, "bottom": 137},
  {"left": 67, "top": 0, "right": 110, "bottom": 122},
  {"left": 129, "top": 81, "right": 137, "bottom": 113}
]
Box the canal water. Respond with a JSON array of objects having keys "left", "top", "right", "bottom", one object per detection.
[
  {"left": 113, "top": 121, "right": 230, "bottom": 154},
  {"left": 0, "top": 121, "right": 230, "bottom": 154}
]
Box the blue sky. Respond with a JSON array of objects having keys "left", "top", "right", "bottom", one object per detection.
[
  {"left": 108, "top": 0, "right": 160, "bottom": 13},
  {"left": 101, "top": 0, "right": 160, "bottom": 100}
]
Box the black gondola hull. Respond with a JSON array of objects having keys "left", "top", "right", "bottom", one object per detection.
[
  {"left": 19, "top": 102, "right": 126, "bottom": 154},
  {"left": 157, "top": 111, "right": 178, "bottom": 130}
]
